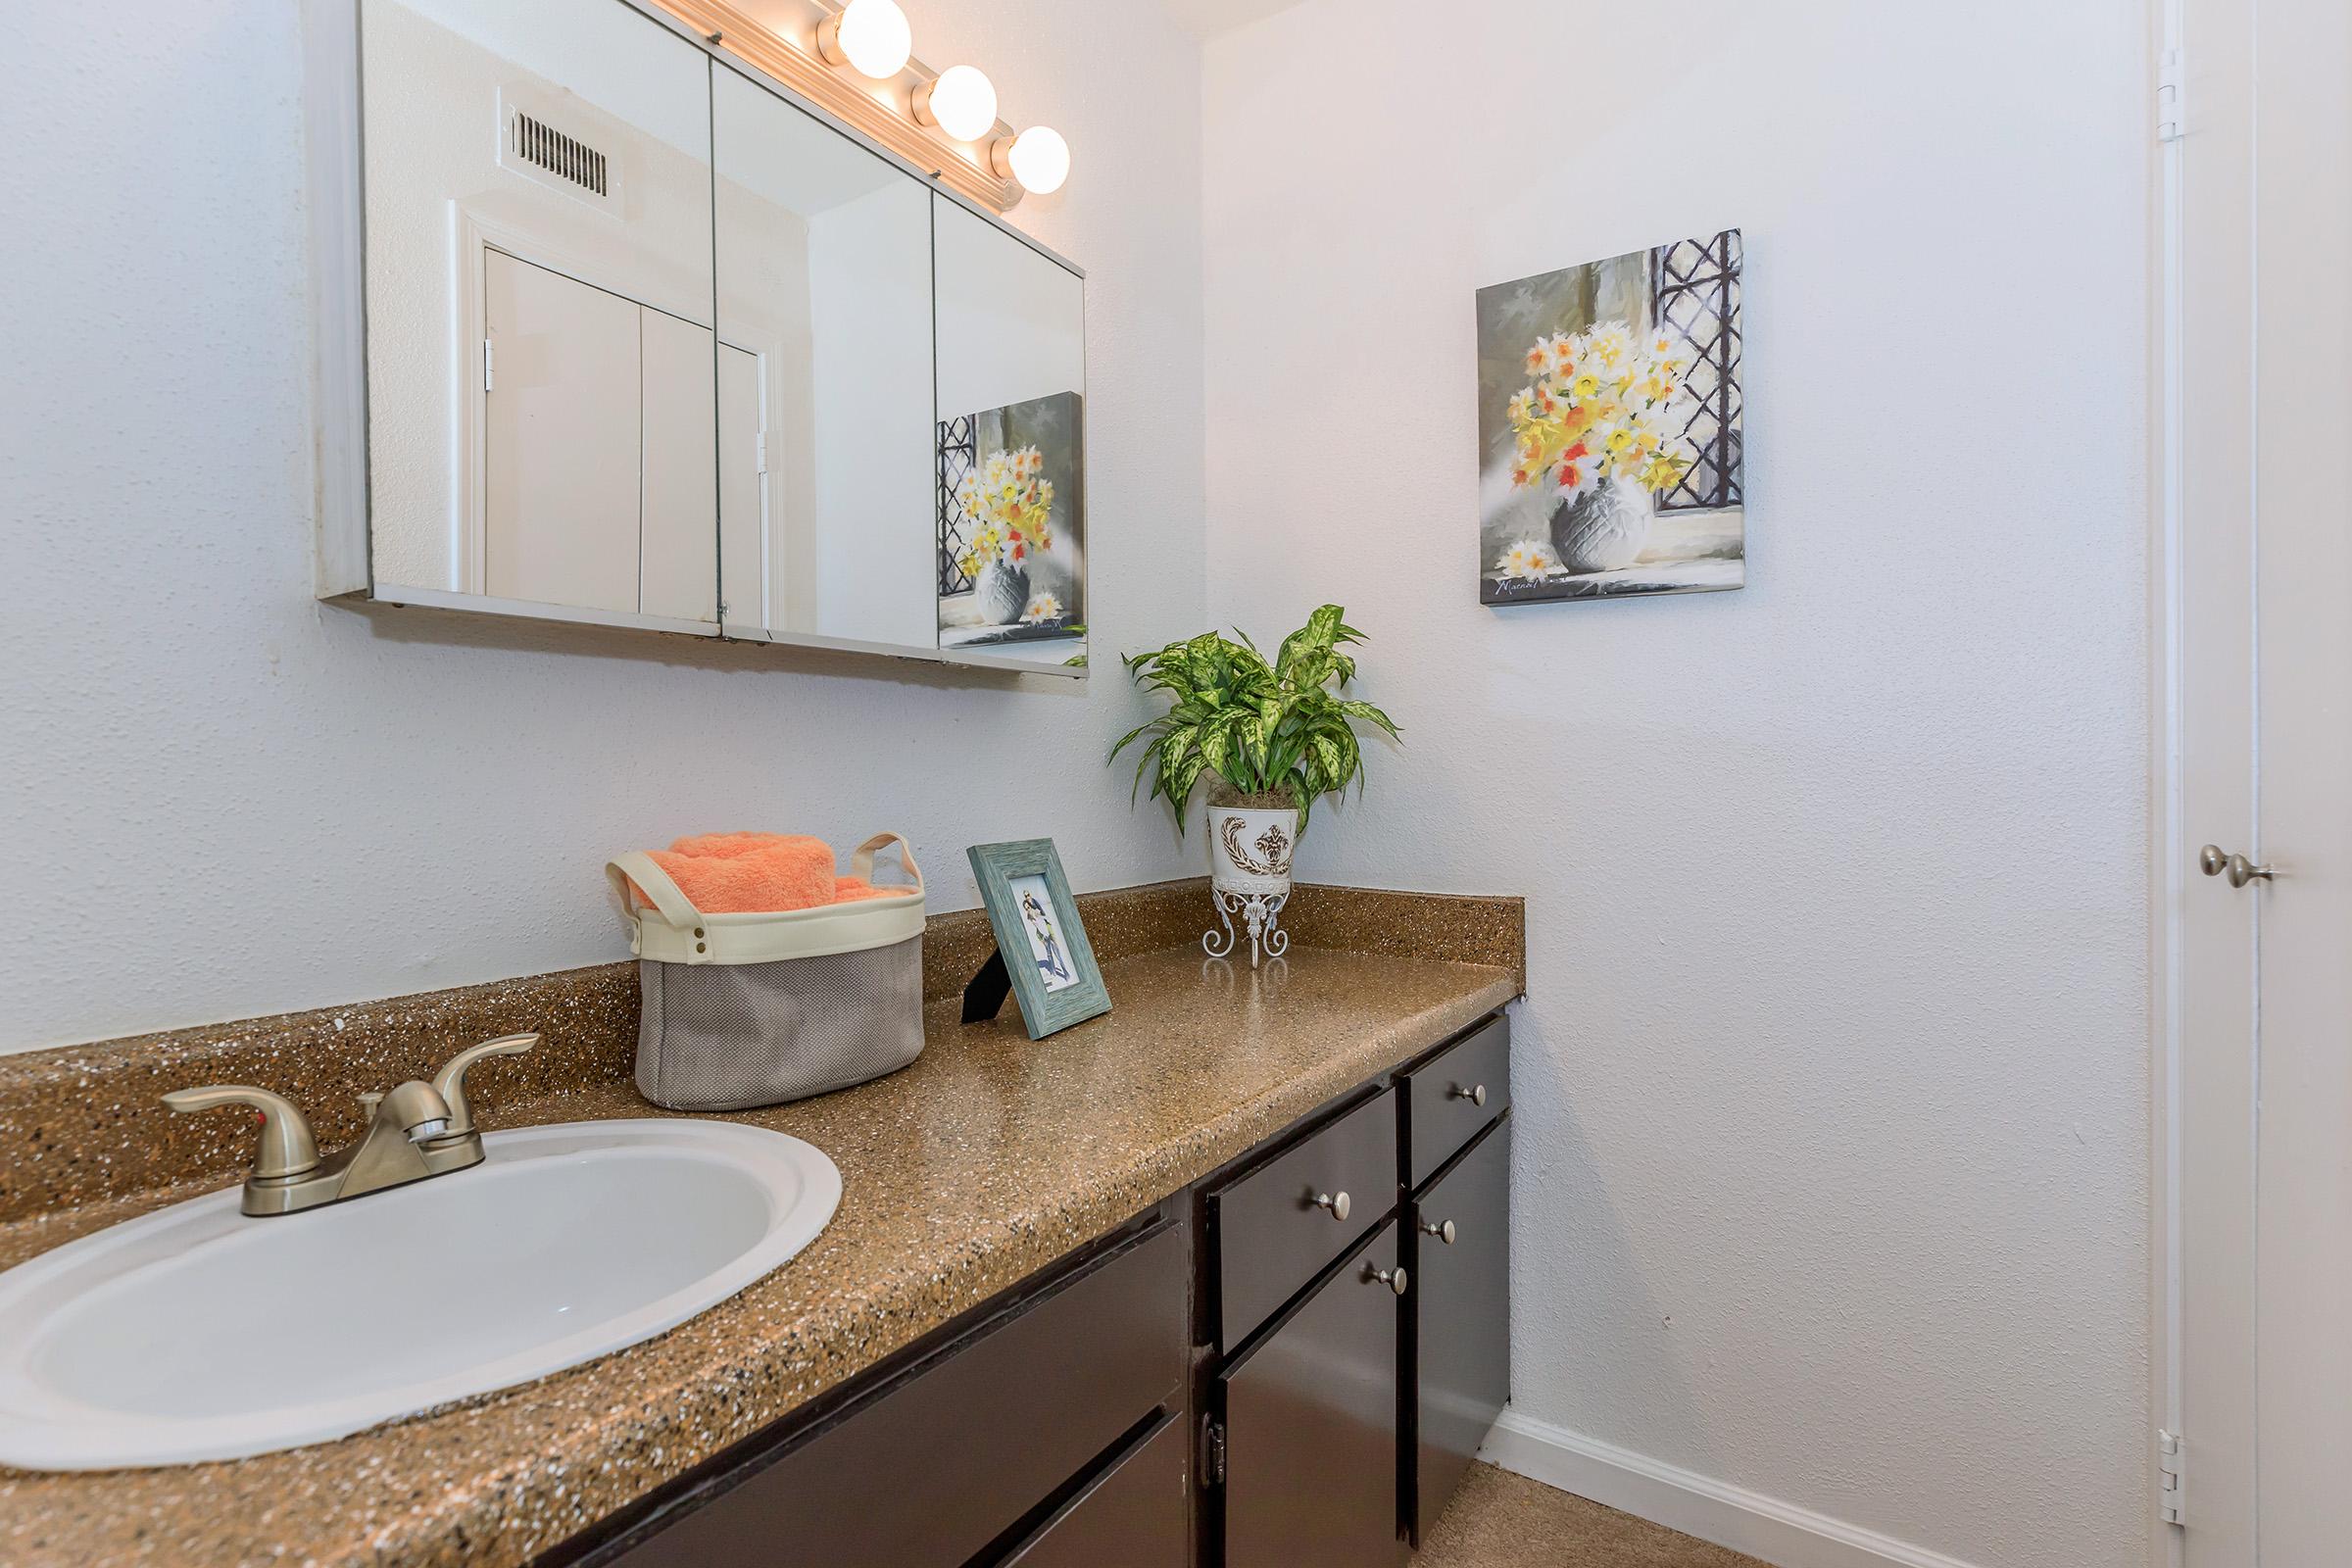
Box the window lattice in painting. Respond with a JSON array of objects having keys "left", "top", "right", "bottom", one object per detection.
[
  {"left": 936, "top": 416, "right": 977, "bottom": 597},
  {"left": 1650, "top": 230, "right": 1743, "bottom": 513}
]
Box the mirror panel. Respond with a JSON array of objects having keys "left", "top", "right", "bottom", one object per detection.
[
  {"left": 360, "top": 0, "right": 717, "bottom": 626},
  {"left": 711, "top": 65, "right": 936, "bottom": 649},
  {"left": 933, "top": 197, "right": 1089, "bottom": 671}
]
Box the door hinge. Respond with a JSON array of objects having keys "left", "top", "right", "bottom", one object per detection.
[
  {"left": 1200, "top": 1417, "right": 1226, "bottom": 1486},
  {"left": 756, "top": 431, "right": 770, "bottom": 475},
  {"left": 482, "top": 337, "right": 496, "bottom": 394},
  {"left": 2157, "top": 48, "right": 2184, "bottom": 143},
  {"left": 2158, "top": 1429, "right": 2186, "bottom": 1526}
]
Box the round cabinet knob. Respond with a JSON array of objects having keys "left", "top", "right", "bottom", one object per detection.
[
  {"left": 1367, "top": 1263, "right": 1409, "bottom": 1297},
  {"left": 1311, "top": 1190, "right": 1352, "bottom": 1222},
  {"left": 1450, "top": 1083, "right": 1488, "bottom": 1107},
  {"left": 2198, "top": 845, "right": 2275, "bottom": 889},
  {"left": 1420, "top": 1218, "right": 1457, "bottom": 1246}
]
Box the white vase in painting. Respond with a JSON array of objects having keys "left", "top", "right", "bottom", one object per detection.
[
  {"left": 976, "top": 560, "right": 1030, "bottom": 625},
  {"left": 1548, "top": 477, "right": 1655, "bottom": 573}
]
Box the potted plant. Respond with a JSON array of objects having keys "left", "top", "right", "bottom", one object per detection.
[
  {"left": 1110, "top": 605, "right": 1399, "bottom": 959},
  {"left": 955, "top": 446, "right": 1056, "bottom": 625},
  {"left": 1501, "top": 320, "right": 1693, "bottom": 574}
]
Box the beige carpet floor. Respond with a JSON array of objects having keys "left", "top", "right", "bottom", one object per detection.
[{"left": 1418, "top": 1463, "right": 1769, "bottom": 1568}]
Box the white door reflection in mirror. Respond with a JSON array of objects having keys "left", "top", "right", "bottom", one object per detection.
[
  {"left": 481, "top": 251, "right": 642, "bottom": 613},
  {"left": 933, "top": 197, "right": 1087, "bottom": 671},
  {"left": 711, "top": 66, "right": 934, "bottom": 649},
  {"left": 360, "top": 0, "right": 717, "bottom": 626}
]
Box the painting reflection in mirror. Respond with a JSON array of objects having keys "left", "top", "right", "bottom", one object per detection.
[{"left": 936, "top": 391, "right": 1086, "bottom": 667}]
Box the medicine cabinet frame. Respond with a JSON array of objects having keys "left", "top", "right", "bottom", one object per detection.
[{"left": 302, "top": 0, "right": 1091, "bottom": 679}]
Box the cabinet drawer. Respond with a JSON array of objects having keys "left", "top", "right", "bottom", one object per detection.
[
  {"left": 1405, "top": 1015, "right": 1509, "bottom": 1190},
  {"left": 1211, "top": 1088, "right": 1396, "bottom": 1349},
  {"left": 1221, "top": 1219, "right": 1403, "bottom": 1568},
  {"left": 998, "top": 1411, "right": 1188, "bottom": 1568},
  {"left": 599, "top": 1219, "right": 1186, "bottom": 1568}
]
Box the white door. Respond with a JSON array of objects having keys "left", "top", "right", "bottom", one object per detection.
[
  {"left": 2175, "top": 0, "right": 2352, "bottom": 1561},
  {"left": 716, "top": 343, "right": 769, "bottom": 632},
  {"left": 482, "top": 249, "right": 643, "bottom": 613},
  {"left": 638, "top": 309, "right": 718, "bottom": 624}
]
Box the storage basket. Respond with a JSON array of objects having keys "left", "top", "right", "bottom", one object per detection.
[{"left": 605, "top": 833, "right": 926, "bottom": 1110}]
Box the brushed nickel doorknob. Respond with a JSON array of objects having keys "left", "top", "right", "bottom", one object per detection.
[
  {"left": 2199, "top": 845, "right": 2275, "bottom": 889},
  {"left": 1449, "top": 1083, "right": 1488, "bottom": 1107},
  {"left": 1311, "top": 1190, "right": 1351, "bottom": 1221},
  {"left": 1420, "top": 1218, "right": 1457, "bottom": 1246},
  {"left": 1367, "top": 1263, "right": 1408, "bottom": 1296}
]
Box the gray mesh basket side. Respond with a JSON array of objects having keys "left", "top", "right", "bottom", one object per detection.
[{"left": 634, "top": 934, "right": 924, "bottom": 1111}]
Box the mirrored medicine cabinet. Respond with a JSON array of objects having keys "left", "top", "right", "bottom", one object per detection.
[{"left": 310, "top": 0, "right": 1089, "bottom": 676}]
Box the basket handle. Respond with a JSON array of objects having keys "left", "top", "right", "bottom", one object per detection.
[
  {"left": 852, "top": 832, "right": 923, "bottom": 895},
  {"left": 607, "top": 851, "right": 705, "bottom": 930}
]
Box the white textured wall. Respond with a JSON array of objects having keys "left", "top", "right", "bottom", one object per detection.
[
  {"left": 0, "top": 0, "right": 1205, "bottom": 1054},
  {"left": 1201, "top": 3, "right": 2149, "bottom": 1566}
]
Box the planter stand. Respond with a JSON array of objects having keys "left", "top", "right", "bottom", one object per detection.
[{"left": 1203, "top": 888, "right": 1289, "bottom": 968}]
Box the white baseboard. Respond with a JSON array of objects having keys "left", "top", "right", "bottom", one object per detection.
[{"left": 1478, "top": 1410, "right": 1988, "bottom": 1568}]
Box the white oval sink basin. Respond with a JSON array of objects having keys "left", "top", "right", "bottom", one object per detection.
[{"left": 0, "top": 1118, "right": 839, "bottom": 1470}]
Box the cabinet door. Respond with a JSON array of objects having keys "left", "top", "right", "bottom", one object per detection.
[
  {"left": 1411, "top": 1116, "right": 1510, "bottom": 1544},
  {"left": 1000, "top": 1411, "right": 1188, "bottom": 1568},
  {"left": 1221, "top": 1221, "right": 1401, "bottom": 1568}
]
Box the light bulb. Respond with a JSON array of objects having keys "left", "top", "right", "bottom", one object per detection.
[
  {"left": 819, "top": 0, "right": 911, "bottom": 79},
  {"left": 992, "top": 125, "right": 1070, "bottom": 195},
  {"left": 914, "top": 65, "right": 998, "bottom": 143}
]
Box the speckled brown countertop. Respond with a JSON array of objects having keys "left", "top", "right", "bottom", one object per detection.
[{"left": 0, "top": 909, "right": 1517, "bottom": 1568}]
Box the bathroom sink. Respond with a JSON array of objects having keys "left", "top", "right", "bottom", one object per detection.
[{"left": 0, "top": 1118, "right": 839, "bottom": 1470}]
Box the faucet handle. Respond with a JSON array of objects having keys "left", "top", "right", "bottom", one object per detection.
[
  {"left": 428, "top": 1033, "right": 538, "bottom": 1139},
  {"left": 162, "top": 1085, "right": 321, "bottom": 1180}
]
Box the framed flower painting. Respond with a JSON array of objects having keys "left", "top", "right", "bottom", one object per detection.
[
  {"left": 1476, "top": 229, "right": 1745, "bottom": 604},
  {"left": 937, "top": 389, "right": 1087, "bottom": 666}
]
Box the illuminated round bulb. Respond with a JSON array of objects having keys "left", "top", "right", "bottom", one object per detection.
[
  {"left": 992, "top": 125, "right": 1070, "bottom": 195},
  {"left": 914, "top": 65, "right": 999, "bottom": 143},
  {"left": 820, "top": 0, "right": 910, "bottom": 79}
]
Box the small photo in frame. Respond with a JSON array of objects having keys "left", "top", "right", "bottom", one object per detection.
[{"left": 967, "top": 839, "right": 1110, "bottom": 1039}]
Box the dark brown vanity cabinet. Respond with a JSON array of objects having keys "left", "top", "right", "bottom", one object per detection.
[{"left": 544, "top": 1010, "right": 1511, "bottom": 1568}]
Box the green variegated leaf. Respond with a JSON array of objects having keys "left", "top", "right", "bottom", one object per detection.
[{"left": 1198, "top": 721, "right": 1231, "bottom": 780}]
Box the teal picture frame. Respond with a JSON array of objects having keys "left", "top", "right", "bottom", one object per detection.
[{"left": 966, "top": 839, "right": 1110, "bottom": 1039}]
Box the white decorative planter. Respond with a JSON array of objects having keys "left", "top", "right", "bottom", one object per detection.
[
  {"left": 1548, "top": 477, "right": 1655, "bottom": 572},
  {"left": 1203, "top": 803, "right": 1296, "bottom": 966}
]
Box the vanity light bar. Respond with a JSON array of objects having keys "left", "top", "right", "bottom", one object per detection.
[{"left": 650, "top": 0, "right": 1065, "bottom": 210}]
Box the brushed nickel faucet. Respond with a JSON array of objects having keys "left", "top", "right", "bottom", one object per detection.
[{"left": 163, "top": 1033, "right": 538, "bottom": 1217}]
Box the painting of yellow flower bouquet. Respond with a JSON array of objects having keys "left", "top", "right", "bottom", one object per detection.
[
  {"left": 956, "top": 445, "right": 1055, "bottom": 622},
  {"left": 1476, "top": 230, "right": 1744, "bottom": 603},
  {"left": 938, "top": 389, "right": 1086, "bottom": 664}
]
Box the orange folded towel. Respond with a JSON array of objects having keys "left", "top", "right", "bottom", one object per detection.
[
  {"left": 628, "top": 833, "right": 914, "bottom": 914},
  {"left": 636, "top": 833, "right": 834, "bottom": 914}
]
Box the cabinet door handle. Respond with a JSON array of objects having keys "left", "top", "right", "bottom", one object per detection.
[
  {"left": 1420, "top": 1217, "right": 1457, "bottom": 1246},
  {"left": 1310, "top": 1190, "right": 1352, "bottom": 1221},
  {"left": 1449, "top": 1083, "right": 1488, "bottom": 1107},
  {"left": 1366, "top": 1263, "right": 1408, "bottom": 1297}
]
